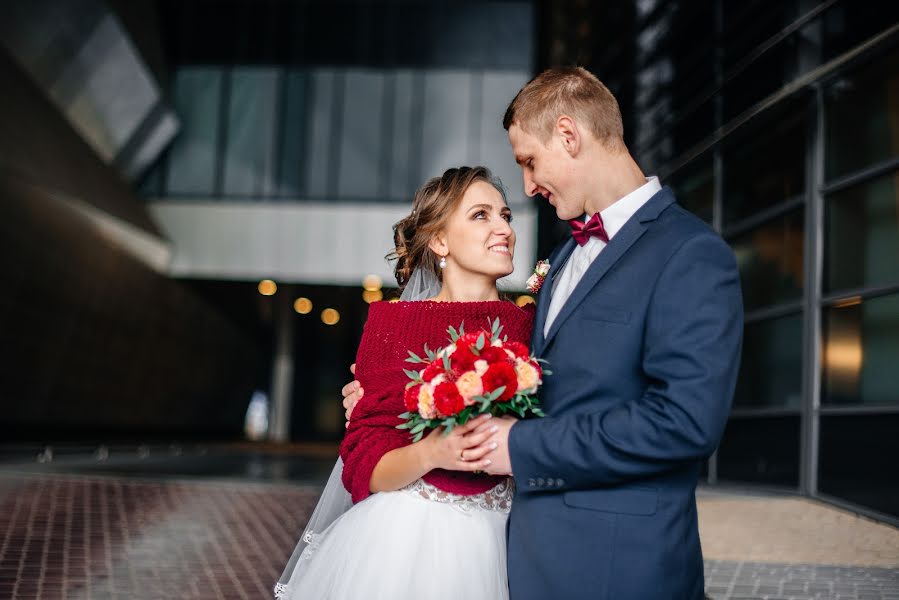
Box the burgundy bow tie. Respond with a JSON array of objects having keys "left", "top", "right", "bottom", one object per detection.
[{"left": 569, "top": 213, "right": 609, "bottom": 246}]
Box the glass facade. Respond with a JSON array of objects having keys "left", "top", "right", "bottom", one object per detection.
[
  {"left": 143, "top": 66, "right": 530, "bottom": 204},
  {"left": 580, "top": 1, "right": 899, "bottom": 520}
]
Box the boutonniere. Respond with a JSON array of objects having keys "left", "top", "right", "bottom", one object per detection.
[{"left": 526, "top": 259, "right": 551, "bottom": 294}]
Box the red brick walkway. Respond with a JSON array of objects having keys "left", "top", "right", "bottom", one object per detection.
[{"left": 0, "top": 474, "right": 318, "bottom": 600}]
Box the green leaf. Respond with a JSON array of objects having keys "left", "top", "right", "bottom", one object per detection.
[
  {"left": 458, "top": 322, "right": 466, "bottom": 336},
  {"left": 442, "top": 354, "right": 451, "bottom": 372},
  {"left": 424, "top": 343, "right": 437, "bottom": 361},
  {"left": 398, "top": 412, "right": 413, "bottom": 419},
  {"left": 403, "top": 368, "right": 423, "bottom": 382},
  {"left": 410, "top": 422, "right": 427, "bottom": 434},
  {"left": 476, "top": 333, "right": 486, "bottom": 351},
  {"left": 412, "top": 431, "right": 424, "bottom": 442},
  {"left": 396, "top": 423, "right": 412, "bottom": 430},
  {"left": 405, "top": 351, "right": 427, "bottom": 364},
  {"left": 532, "top": 408, "right": 546, "bottom": 417}
]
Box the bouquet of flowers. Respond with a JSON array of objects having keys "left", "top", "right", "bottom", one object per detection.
[{"left": 397, "top": 318, "right": 548, "bottom": 442}]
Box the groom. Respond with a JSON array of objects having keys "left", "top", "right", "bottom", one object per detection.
[{"left": 344, "top": 67, "right": 743, "bottom": 599}]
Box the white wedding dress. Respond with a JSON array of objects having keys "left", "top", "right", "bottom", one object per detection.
[
  {"left": 275, "top": 476, "right": 512, "bottom": 599},
  {"left": 275, "top": 269, "right": 512, "bottom": 599}
]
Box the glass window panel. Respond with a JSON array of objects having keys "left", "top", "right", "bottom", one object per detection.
[
  {"left": 723, "top": 40, "right": 798, "bottom": 122},
  {"left": 716, "top": 416, "right": 800, "bottom": 487},
  {"left": 166, "top": 67, "right": 222, "bottom": 195},
  {"left": 731, "top": 209, "right": 804, "bottom": 311},
  {"left": 305, "top": 70, "right": 338, "bottom": 199},
  {"left": 818, "top": 2, "right": 899, "bottom": 64},
  {"left": 722, "top": 0, "right": 800, "bottom": 70},
  {"left": 822, "top": 293, "right": 899, "bottom": 407},
  {"left": 481, "top": 71, "right": 530, "bottom": 204},
  {"left": 722, "top": 106, "right": 806, "bottom": 224},
  {"left": 337, "top": 70, "right": 385, "bottom": 200},
  {"left": 669, "top": 159, "right": 713, "bottom": 224},
  {"left": 419, "top": 71, "right": 472, "bottom": 185},
  {"left": 825, "top": 170, "right": 899, "bottom": 292},
  {"left": 223, "top": 68, "right": 279, "bottom": 197},
  {"left": 387, "top": 70, "right": 418, "bottom": 201},
  {"left": 824, "top": 47, "right": 899, "bottom": 181},
  {"left": 279, "top": 70, "right": 309, "bottom": 198},
  {"left": 819, "top": 414, "right": 899, "bottom": 519},
  {"left": 733, "top": 313, "right": 803, "bottom": 409}
]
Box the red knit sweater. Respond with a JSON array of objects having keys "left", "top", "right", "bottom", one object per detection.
[{"left": 340, "top": 299, "right": 535, "bottom": 503}]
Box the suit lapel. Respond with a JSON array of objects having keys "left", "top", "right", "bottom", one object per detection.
[
  {"left": 541, "top": 188, "right": 676, "bottom": 351},
  {"left": 532, "top": 238, "right": 576, "bottom": 356}
]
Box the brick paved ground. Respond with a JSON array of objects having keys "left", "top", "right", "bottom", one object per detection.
[
  {"left": 1, "top": 454, "right": 897, "bottom": 600},
  {"left": 0, "top": 473, "right": 317, "bottom": 600},
  {"left": 698, "top": 490, "right": 899, "bottom": 600}
]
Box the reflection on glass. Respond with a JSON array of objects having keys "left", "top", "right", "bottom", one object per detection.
[
  {"left": 826, "top": 171, "right": 899, "bottom": 292},
  {"left": 223, "top": 68, "right": 279, "bottom": 197},
  {"left": 733, "top": 313, "right": 803, "bottom": 409},
  {"left": 722, "top": 107, "right": 806, "bottom": 224},
  {"left": 716, "top": 416, "right": 800, "bottom": 487},
  {"left": 166, "top": 68, "right": 222, "bottom": 195},
  {"left": 722, "top": 1, "right": 800, "bottom": 71},
  {"left": 824, "top": 47, "right": 899, "bottom": 180},
  {"left": 723, "top": 40, "right": 798, "bottom": 122},
  {"left": 822, "top": 293, "right": 899, "bottom": 406},
  {"left": 731, "top": 209, "right": 804, "bottom": 311},
  {"left": 279, "top": 70, "right": 310, "bottom": 197},
  {"left": 670, "top": 160, "right": 713, "bottom": 224},
  {"left": 819, "top": 414, "right": 899, "bottom": 519},
  {"left": 818, "top": 2, "right": 899, "bottom": 64}
]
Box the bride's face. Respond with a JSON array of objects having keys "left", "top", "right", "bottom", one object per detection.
[{"left": 433, "top": 181, "right": 516, "bottom": 281}]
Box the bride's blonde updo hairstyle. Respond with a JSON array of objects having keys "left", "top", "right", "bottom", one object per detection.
[{"left": 389, "top": 166, "right": 506, "bottom": 290}]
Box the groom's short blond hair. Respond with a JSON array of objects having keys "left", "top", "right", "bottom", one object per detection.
[{"left": 503, "top": 67, "right": 625, "bottom": 150}]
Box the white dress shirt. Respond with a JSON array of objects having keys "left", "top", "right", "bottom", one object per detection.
[{"left": 544, "top": 176, "right": 662, "bottom": 336}]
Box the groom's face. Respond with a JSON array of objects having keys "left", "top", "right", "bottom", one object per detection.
[{"left": 509, "top": 124, "right": 582, "bottom": 221}]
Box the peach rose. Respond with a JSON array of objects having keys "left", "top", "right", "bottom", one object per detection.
[
  {"left": 515, "top": 359, "right": 541, "bottom": 395},
  {"left": 417, "top": 384, "right": 438, "bottom": 419},
  {"left": 455, "top": 371, "right": 484, "bottom": 406}
]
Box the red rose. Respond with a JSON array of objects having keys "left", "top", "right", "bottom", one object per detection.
[
  {"left": 433, "top": 381, "right": 465, "bottom": 417},
  {"left": 404, "top": 385, "right": 421, "bottom": 412},
  {"left": 478, "top": 346, "right": 508, "bottom": 364},
  {"left": 421, "top": 362, "right": 444, "bottom": 383},
  {"left": 530, "top": 359, "right": 543, "bottom": 379},
  {"left": 450, "top": 344, "right": 478, "bottom": 374},
  {"left": 481, "top": 362, "right": 518, "bottom": 402},
  {"left": 458, "top": 332, "right": 482, "bottom": 348},
  {"left": 506, "top": 341, "right": 530, "bottom": 360}
]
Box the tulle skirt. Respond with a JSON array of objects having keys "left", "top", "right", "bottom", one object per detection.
[{"left": 275, "top": 478, "right": 513, "bottom": 600}]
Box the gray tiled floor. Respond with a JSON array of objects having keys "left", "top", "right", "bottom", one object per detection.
[{"left": 705, "top": 560, "right": 899, "bottom": 600}]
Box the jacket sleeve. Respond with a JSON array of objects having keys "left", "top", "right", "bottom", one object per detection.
[{"left": 509, "top": 232, "right": 743, "bottom": 491}]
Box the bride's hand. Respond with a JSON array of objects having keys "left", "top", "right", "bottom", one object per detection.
[{"left": 419, "top": 414, "right": 499, "bottom": 472}]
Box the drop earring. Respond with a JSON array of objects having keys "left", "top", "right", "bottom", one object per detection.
[{"left": 439, "top": 255, "right": 447, "bottom": 269}]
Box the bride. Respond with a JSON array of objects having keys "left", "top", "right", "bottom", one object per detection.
[{"left": 275, "top": 166, "right": 535, "bottom": 599}]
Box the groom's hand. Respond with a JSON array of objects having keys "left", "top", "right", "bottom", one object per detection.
[
  {"left": 467, "top": 415, "right": 517, "bottom": 475},
  {"left": 341, "top": 363, "right": 363, "bottom": 428}
]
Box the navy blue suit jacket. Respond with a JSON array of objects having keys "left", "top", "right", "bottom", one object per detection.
[{"left": 507, "top": 187, "right": 743, "bottom": 600}]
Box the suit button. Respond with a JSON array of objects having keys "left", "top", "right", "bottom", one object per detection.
[
  {"left": 527, "top": 478, "right": 536, "bottom": 487},
  {"left": 536, "top": 477, "right": 545, "bottom": 487}
]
